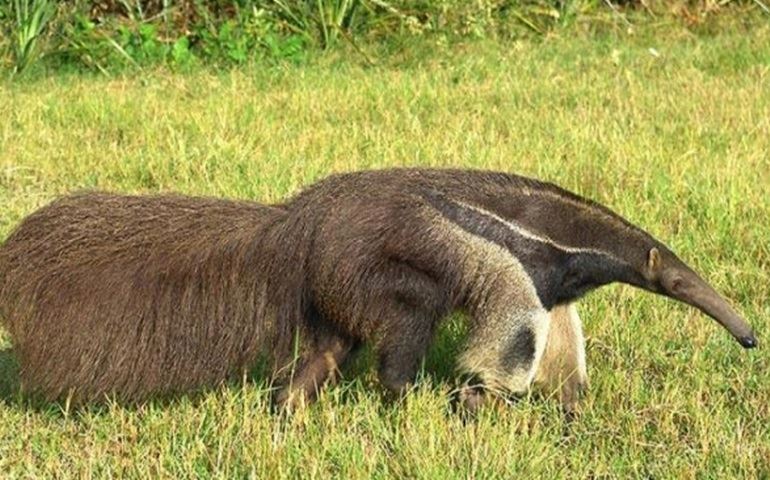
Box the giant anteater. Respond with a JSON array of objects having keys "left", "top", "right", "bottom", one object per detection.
[{"left": 0, "top": 168, "right": 756, "bottom": 412}]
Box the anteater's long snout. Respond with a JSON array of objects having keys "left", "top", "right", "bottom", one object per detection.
[
  {"left": 695, "top": 287, "right": 757, "bottom": 348},
  {"left": 668, "top": 272, "right": 757, "bottom": 349}
]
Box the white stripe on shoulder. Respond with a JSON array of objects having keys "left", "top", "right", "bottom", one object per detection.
[
  {"left": 525, "top": 188, "right": 649, "bottom": 244},
  {"left": 455, "top": 200, "right": 613, "bottom": 258}
]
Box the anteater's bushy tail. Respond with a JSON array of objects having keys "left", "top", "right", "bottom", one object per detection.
[{"left": 0, "top": 192, "right": 298, "bottom": 402}]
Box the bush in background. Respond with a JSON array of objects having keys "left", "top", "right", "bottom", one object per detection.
[{"left": 0, "top": 0, "right": 767, "bottom": 76}]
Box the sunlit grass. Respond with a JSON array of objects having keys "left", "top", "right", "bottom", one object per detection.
[{"left": 0, "top": 25, "right": 769, "bottom": 478}]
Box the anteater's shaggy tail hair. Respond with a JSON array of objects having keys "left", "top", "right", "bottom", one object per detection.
[{"left": 0, "top": 193, "right": 306, "bottom": 402}]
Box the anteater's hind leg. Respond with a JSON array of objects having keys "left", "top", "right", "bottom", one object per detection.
[
  {"left": 373, "top": 261, "right": 447, "bottom": 397},
  {"left": 375, "top": 305, "right": 439, "bottom": 396},
  {"left": 534, "top": 303, "right": 588, "bottom": 414},
  {"left": 274, "top": 332, "right": 356, "bottom": 410}
]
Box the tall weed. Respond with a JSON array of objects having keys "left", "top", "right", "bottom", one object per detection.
[
  {"left": 8, "top": 0, "right": 55, "bottom": 74},
  {"left": 270, "top": 0, "right": 362, "bottom": 48}
]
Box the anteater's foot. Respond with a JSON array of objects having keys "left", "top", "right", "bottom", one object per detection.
[{"left": 452, "top": 384, "right": 488, "bottom": 420}]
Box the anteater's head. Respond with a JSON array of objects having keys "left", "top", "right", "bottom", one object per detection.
[{"left": 642, "top": 247, "right": 757, "bottom": 349}]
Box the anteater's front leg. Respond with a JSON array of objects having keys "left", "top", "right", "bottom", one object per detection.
[
  {"left": 534, "top": 303, "right": 588, "bottom": 414},
  {"left": 534, "top": 304, "right": 588, "bottom": 413},
  {"left": 412, "top": 211, "right": 551, "bottom": 412},
  {"left": 457, "top": 307, "right": 551, "bottom": 412}
]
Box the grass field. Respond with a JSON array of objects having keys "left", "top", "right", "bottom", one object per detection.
[{"left": 1, "top": 23, "right": 769, "bottom": 478}]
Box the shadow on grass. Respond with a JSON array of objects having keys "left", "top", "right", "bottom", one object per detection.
[
  {"left": 325, "top": 316, "right": 470, "bottom": 410},
  {"left": 0, "top": 347, "right": 20, "bottom": 401}
]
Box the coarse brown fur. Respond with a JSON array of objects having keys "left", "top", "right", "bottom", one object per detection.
[
  {"left": 0, "top": 194, "right": 298, "bottom": 402},
  {"left": 0, "top": 168, "right": 756, "bottom": 409}
]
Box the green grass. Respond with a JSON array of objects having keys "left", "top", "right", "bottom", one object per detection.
[{"left": 1, "top": 24, "right": 769, "bottom": 478}]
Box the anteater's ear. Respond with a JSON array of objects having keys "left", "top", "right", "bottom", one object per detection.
[{"left": 647, "top": 247, "right": 662, "bottom": 274}]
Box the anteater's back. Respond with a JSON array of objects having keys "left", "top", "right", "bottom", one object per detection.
[{"left": 0, "top": 193, "right": 286, "bottom": 402}]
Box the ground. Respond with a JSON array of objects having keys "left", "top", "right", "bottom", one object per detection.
[{"left": 0, "top": 25, "right": 768, "bottom": 478}]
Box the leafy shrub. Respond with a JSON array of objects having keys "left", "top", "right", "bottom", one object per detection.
[
  {"left": 1, "top": 0, "right": 766, "bottom": 75},
  {"left": 192, "top": 4, "right": 307, "bottom": 64}
]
